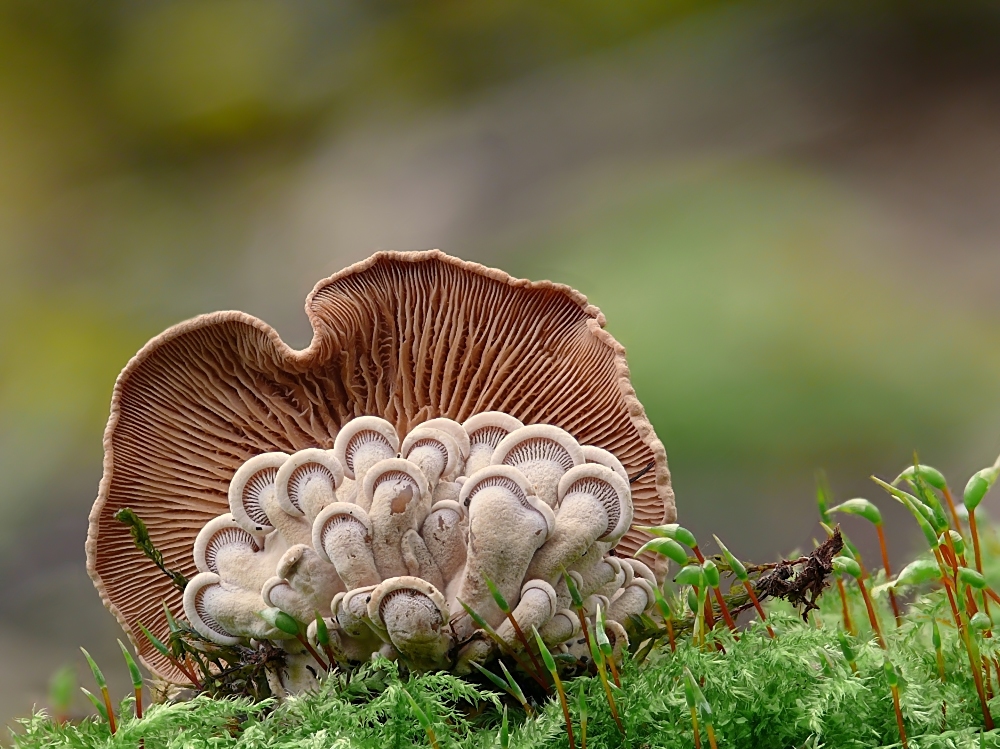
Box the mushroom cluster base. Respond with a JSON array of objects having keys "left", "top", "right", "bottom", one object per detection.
[{"left": 184, "top": 414, "right": 654, "bottom": 693}]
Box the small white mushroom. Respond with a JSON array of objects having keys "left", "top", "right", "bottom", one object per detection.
[
  {"left": 620, "top": 557, "right": 656, "bottom": 587},
  {"left": 368, "top": 576, "right": 453, "bottom": 671},
  {"left": 607, "top": 576, "right": 656, "bottom": 626},
  {"left": 463, "top": 412, "right": 524, "bottom": 475},
  {"left": 419, "top": 499, "right": 468, "bottom": 589},
  {"left": 494, "top": 579, "right": 557, "bottom": 650},
  {"left": 526, "top": 464, "right": 632, "bottom": 582},
  {"left": 275, "top": 448, "right": 344, "bottom": 522},
  {"left": 261, "top": 543, "right": 342, "bottom": 623},
  {"left": 418, "top": 417, "right": 471, "bottom": 477},
  {"left": 581, "top": 445, "right": 629, "bottom": 484},
  {"left": 401, "top": 427, "right": 460, "bottom": 490},
  {"left": 539, "top": 608, "right": 582, "bottom": 646},
  {"left": 491, "top": 425, "right": 584, "bottom": 508},
  {"left": 333, "top": 586, "right": 377, "bottom": 637},
  {"left": 595, "top": 556, "right": 628, "bottom": 600},
  {"left": 229, "top": 452, "right": 290, "bottom": 534},
  {"left": 566, "top": 542, "right": 617, "bottom": 596},
  {"left": 183, "top": 572, "right": 281, "bottom": 645},
  {"left": 333, "top": 417, "right": 400, "bottom": 509},
  {"left": 364, "top": 458, "right": 436, "bottom": 581},
  {"left": 454, "top": 465, "right": 555, "bottom": 633},
  {"left": 312, "top": 502, "right": 380, "bottom": 590},
  {"left": 193, "top": 514, "right": 268, "bottom": 587}
]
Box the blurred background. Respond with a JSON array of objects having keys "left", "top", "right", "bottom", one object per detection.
[{"left": 3, "top": 0, "right": 1000, "bottom": 728}]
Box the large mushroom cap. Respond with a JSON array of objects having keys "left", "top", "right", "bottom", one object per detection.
[{"left": 87, "top": 250, "right": 673, "bottom": 680}]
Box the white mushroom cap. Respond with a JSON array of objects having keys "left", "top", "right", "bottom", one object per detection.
[
  {"left": 368, "top": 576, "right": 453, "bottom": 670},
  {"left": 335, "top": 585, "right": 378, "bottom": 637},
  {"left": 494, "top": 579, "right": 558, "bottom": 651},
  {"left": 312, "top": 502, "right": 380, "bottom": 590},
  {"left": 183, "top": 571, "right": 284, "bottom": 646},
  {"left": 333, "top": 416, "right": 399, "bottom": 481},
  {"left": 401, "top": 427, "right": 460, "bottom": 487},
  {"left": 184, "top": 572, "right": 242, "bottom": 646},
  {"left": 462, "top": 412, "right": 524, "bottom": 473},
  {"left": 275, "top": 448, "right": 344, "bottom": 520},
  {"left": 608, "top": 577, "right": 655, "bottom": 624},
  {"left": 620, "top": 557, "right": 656, "bottom": 587},
  {"left": 229, "top": 452, "right": 291, "bottom": 533},
  {"left": 193, "top": 514, "right": 263, "bottom": 575},
  {"left": 367, "top": 575, "right": 449, "bottom": 625},
  {"left": 581, "top": 445, "right": 629, "bottom": 484},
  {"left": 458, "top": 465, "right": 555, "bottom": 537},
  {"left": 419, "top": 418, "right": 471, "bottom": 462},
  {"left": 491, "top": 425, "right": 585, "bottom": 508},
  {"left": 557, "top": 463, "right": 633, "bottom": 543},
  {"left": 362, "top": 458, "right": 432, "bottom": 515}
]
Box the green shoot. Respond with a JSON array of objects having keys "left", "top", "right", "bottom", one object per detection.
[
  {"left": 837, "top": 629, "right": 858, "bottom": 674},
  {"left": 532, "top": 626, "right": 575, "bottom": 749},
  {"left": 459, "top": 599, "right": 548, "bottom": 691},
  {"left": 884, "top": 658, "right": 909, "bottom": 749},
  {"left": 80, "top": 687, "right": 108, "bottom": 724},
  {"left": 80, "top": 648, "right": 116, "bottom": 734},
  {"left": 48, "top": 666, "right": 75, "bottom": 724},
  {"left": 833, "top": 556, "right": 884, "bottom": 649},
  {"left": 118, "top": 640, "right": 144, "bottom": 719},
  {"left": 485, "top": 575, "right": 543, "bottom": 677},
  {"left": 500, "top": 705, "right": 509, "bottom": 749},
  {"left": 715, "top": 534, "right": 774, "bottom": 637},
  {"left": 402, "top": 688, "right": 440, "bottom": 749}
]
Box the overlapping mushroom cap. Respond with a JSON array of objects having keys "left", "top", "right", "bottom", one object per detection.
[{"left": 87, "top": 250, "right": 674, "bottom": 680}]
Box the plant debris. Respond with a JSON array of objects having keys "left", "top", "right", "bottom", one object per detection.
[{"left": 753, "top": 527, "right": 843, "bottom": 621}]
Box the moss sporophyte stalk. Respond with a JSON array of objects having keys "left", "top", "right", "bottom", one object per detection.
[{"left": 15, "top": 253, "right": 1000, "bottom": 748}]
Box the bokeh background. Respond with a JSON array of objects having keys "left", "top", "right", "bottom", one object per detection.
[{"left": 3, "top": 0, "right": 1000, "bottom": 728}]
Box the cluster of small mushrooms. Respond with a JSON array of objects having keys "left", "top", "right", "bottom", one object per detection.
[
  {"left": 87, "top": 250, "right": 674, "bottom": 693},
  {"left": 184, "top": 412, "right": 654, "bottom": 689}
]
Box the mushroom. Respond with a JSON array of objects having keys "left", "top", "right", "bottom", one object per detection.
[
  {"left": 88, "top": 250, "right": 672, "bottom": 681},
  {"left": 333, "top": 416, "right": 400, "bottom": 509},
  {"left": 183, "top": 572, "right": 281, "bottom": 645},
  {"left": 192, "top": 514, "right": 268, "bottom": 588},
  {"left": 538, "top": 607, "right": 582, "bottom": 646},
  {"left": 400, "top": 427, "right": 460, "bottom": 490},
  {"left": 494, "top": 579, "right": 558, "bottom": 649},
  {"left": 275, "top": 448, "right": 345, "bottom": 522},
  {"left": 491, "top": 425, "right": 585, "bottom": 508},
  {"left": 526, "top": 464, "right": 633, "bottom": 582},
  {"left": 185, "top": 514, "right": 286, "bottom": 642},
  {"left": 312, "top": 502, "right": 380, "bottom": 590},
  {"left": 608, "top": 576, "right": 656, "bottom": 627},
  {"left": 454, "top": 466, "right": 555, "bottom": 633},
  {"left": 418, "top": 417, "right": 471, "bottom": 478},
  {"left": 581, "top": 445, "right": 629, "bottom": 483},
  {"left": 261, "top": 543, "right": 342, "bottom": 623},
  {"left": 419, "top": 499, "right": 468, "bottom": 591},
  {"left": 463, "top": 412, "right": 524, "bottom": 476},
  {"left": 368, "top": 576, "right": 453, "bottom": 671},
  {"left": 363, "top": 458, "right": 439, "bottom": 584},
  {"left": 229, "top": 452, "right": 290, "bottom": 535}
]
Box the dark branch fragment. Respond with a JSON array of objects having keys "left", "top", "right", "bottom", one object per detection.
[{"left": 754, "top": 527, "right": 844, "bottom": 621}]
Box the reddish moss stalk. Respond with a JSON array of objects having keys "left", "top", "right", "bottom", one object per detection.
[
  {"left": 891, "top": 685, "right": 909, "bottom": 749},
  {"left": 856, "top": 577, "right": 886, "bottom": 649},
  {"left": 836, "top": 578, "right": 856, "bottom": 635},
  {"left": 875, "top": 524, "right": 902, "bottom": 626},
  {"left": 742, "top": 580, "right": 775, "bottom": 638}
]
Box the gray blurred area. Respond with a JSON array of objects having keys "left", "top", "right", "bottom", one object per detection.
[{"left": 3, "top": 0, "right": 1000, "bottom": 728}]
